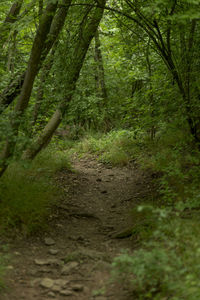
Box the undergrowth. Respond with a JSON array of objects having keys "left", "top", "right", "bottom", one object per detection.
[
  {"left": 112, "top": 209, "right": 200, "bottom": 299},
  {"left": 0, "top": 246, "right": 9, "bottom": 291},
  {"left": 72, "top": 130, "right": 138, "bottom": 166},
  {"left": 0, "top": 257, "right": 6, "bottom": 291},
  {"left": 0, "top": 146, "right": 70, "bottom": 235}
]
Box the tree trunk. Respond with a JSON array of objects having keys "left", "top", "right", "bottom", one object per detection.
[
  {"left": 0, "top": 0, "right": 24, "bottom": 40},
  {"left": 23, "top": 0, "right": 106, "bottom": 161},
  {"left": 32, "top": 45, "right": 57, "bottom": 130},
  {"left": 146, "top": 39, "right": 155, "bottom": 140},
  {"left": 4, "top": 0, "right": 24, "bottom": 23},
  {"left": 94, "top": 29, "right": 107, "bottom": 100},
  {"left": 0, "top": 0, "right": 58, "bottom": 177},
  {"left": 133, "top": 7, "right": 199, "bottom": 145}
]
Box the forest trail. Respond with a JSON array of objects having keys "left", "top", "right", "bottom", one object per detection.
[{"left": 1, "top": 156, "right": 154, "bottom": 300}]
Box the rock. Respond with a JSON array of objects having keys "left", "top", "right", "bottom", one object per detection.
[
  {"left": 40, "top": 278, "right": 54, "bottom": 289},
  {"left": 51, "top": 285, "right": 61, "bottom": 292},
  {"left": 34, "top": 258, "right": 61, "bottom": 266},
  {"left": 44, "top": 238, "right": 55, "bottom": 246},
  {"left": 30, "top": 278, "right": 42, "bottom": 287},
  {"left": 47, "top": 291, "right": 56, "bottom": 298},
  {"left": 40, "top": 268, "right": 53, "bottom": 273},
  {"left": 54, "top": 279, "right": 69, "bottom": 287},
  {"left": 72, "top": 284, "right": 84, "bottom": 292},
  {"left": 6, "top": 265, "right": 14, "bottom": 270},
  {"left": 48, "top": 249, "right": 59, "bottom": 255},
  {"left": 59, "top": 290, "right": 73, "bottom": 296},
  {"left": 61, "top": 261, "right": 78, "bottom": 275}
]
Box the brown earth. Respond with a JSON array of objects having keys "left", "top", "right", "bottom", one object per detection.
[{"left": 0, "top": 156, "right": 156, "bottom": 300}]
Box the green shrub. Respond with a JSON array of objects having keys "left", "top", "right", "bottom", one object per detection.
[
  {"left": 31, "top": 146, "right": 72, "bottom": 174},
  {"left": 112, "top": 212, "right": 200, "bottom": 300}
]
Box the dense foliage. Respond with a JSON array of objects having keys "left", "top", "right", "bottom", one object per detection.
[{"left": 1, "top": 0, "right": 200, "bottom": 297}]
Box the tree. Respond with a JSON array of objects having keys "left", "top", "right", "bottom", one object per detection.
[
  {"left": 0, "top": 0, "right": 106, "bottom": 177},
  {"left": 107, "top": 0, "right": 200, "bottom": 145}
]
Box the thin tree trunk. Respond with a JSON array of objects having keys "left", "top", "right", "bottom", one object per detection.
[
  {"left": 0, "top": 0, "right": 23, "bottom": 52},
  {"left": 146, "top": 39, "right": 155, "bottom": 139},
  {"left": 23, "top": 0, "right": 106, "bottom": 160},
  {"left": 32, "top": 45, "right": 57, "bottom": 129},
  {"left": 94, "top": 29, "right": 107, "bottom": 100},
  {"left": 133, "top": 7, "right": 199, "bottom": 144},
  {"left": 4, "top": 0, "right": 24, "bottom": 23},
  {"left": 7, "top": 30, "right": 18, "bottom": 72}
]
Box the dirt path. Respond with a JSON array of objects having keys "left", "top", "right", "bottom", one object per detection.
[{"left": 0, "top": 156, "right": 154, "bottom": 300}]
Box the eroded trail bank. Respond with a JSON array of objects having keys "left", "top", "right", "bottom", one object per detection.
[{"left": 1, "top": 157, "right": 155, "bottom": 300}]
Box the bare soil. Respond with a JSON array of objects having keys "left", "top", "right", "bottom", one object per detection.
[{"left": 0, "top": 156, "right": 156, "bottom": 300}]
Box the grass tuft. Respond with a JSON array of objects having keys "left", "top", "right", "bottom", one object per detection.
[
  {"left": 73, "top": 130, "right": 137, "bottom": 166},
  {"left": 0, "top": 146, "right": 71, "bottom": 235}
]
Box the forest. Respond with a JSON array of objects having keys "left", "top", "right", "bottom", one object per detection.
[{"left": 1, "top": 0, "right": 200, "bottom": 299}]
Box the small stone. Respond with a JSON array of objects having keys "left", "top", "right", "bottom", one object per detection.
[
  {"left": 34, "top": 258, "right": 61, "bottom": 266},
  {"left": 40, "top": 278, "right": 54, "bottom": 289},
  {"left": 54, "top": 279, "right": 69, "bottom": 286},
  {"left": 35, "top": 259, "right": 48, "bottom": 265},
  {"left": 47, "top": 291, "right": 56, "bottom": 298},
  {"left": 59, "top": 290, "right": 73, "bottom": 296},
  {"left": 44, "top": 238, "right": 55, "bottom": 246},
  {"left": 48, "top": 249, "right": 59, "bottom": 255},
  {"left": 72, "top": 284, "right": 84, "bottom": 292},
  {"left": 61, "top": 261, "right": 78, "bottom": 275},
  {"left": 51, "top": 285, "right": 61, "bottom": 292},
  {"left": 6, "top": 265, "right": 14, "bottom": 270},
  {"left": 30, "top": 278, "right": 41, "bottom": 287},
  {"left": 40, "top": 268, "right": 53, "bottom": 273}
]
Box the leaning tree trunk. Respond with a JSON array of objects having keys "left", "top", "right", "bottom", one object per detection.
[
  {"left": 23, "top": 0, "right": 107, "bottom": 160},
  {"left": 0, "top": 0, "right": 59, "bottom": 177},
  {"left": 0, "top": 0, "right": 24, "bottom": 45},
  {"left": 32, "top": 44, "right": 57, "bottom": 131}
]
